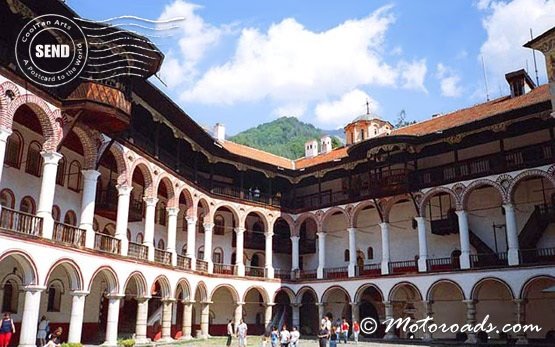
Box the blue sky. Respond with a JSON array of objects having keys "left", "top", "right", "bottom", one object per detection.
[{"left": 69, "top": 0, "right": 555, "bottom": 134}]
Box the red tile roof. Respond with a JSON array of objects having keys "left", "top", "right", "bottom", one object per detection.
[{"left": 221, "top": 140, "right": 295, "bottom": 169}]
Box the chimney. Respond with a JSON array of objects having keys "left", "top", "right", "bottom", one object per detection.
[
  {"left": 320, "top": 136, "right": 332, "bottom": 154},
  {"left": 524, "top": 26, "right": 555, "bottom": 116},
  {"left": 505, "top": 69, "right": 536, "bottom": 97},
  {"left": 213, "top": 123, "right": 225, "bottom": 141},
  {"left": 304, "top": 139, "right": 318, "bottom": 158}
]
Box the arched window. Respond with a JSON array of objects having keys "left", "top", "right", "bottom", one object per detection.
[
  {"left": 0, "top": 189, "right": 15, "bottom": 208},
  {"left": 5, "top": 130, "right": 23, "bottom": 168},
  {"left": 2, "top": 279, "right": 19, "bottom": 313},
  {"left": 136, "top": 233, "right": 144, "bottom": 244},
  {"left": 20, "top": 196, "right": 36, "bottom": 214},
  {"left": 64, "top": 210, "right": 77, "bottom": 225},
  {"left": 47, "top": 280, "right": 63, "bottom": 312},
  {"left": 55, "top": 156, "right": 66, "bottom": 186},
  {"left": 344, "top": 249, "right": 350, "bottom": 262},
  {"left": 52, "top": 205, "right": 61, "bottom": 222},
  {"left": 197, "top": 246, "right": 204, "bottom": 260},
  {"left": 67, "top": 160, "right": 82, "bottom": 192},
  {"left": 214, "top": 215, "right": 225, "bottom": 235},
  {"left": 367, "top": 247, "right": 374, "bottom": 260},
  {"left": 213, "top": 247, "right": 223, "bottom": 263},
  {"left": 25, "top": 141, "right": 43, "bottom": 176},
  {"left": 157, "top": 239, "right": 165, "bottom": 249}
]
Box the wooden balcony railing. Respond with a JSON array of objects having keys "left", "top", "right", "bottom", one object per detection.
[
  {"left": 154, "top": 249, "right": 171, "bottom": 265},
  {"left": 0, "top": 207, "right": 42, "bottom": 236},
  {"left": 176, "top": 255, "right": 191, "bottom": 270},
  {"left": 298, "top": 269, "right": 317, "bottom": 280},
  {"left": 53, "top": 222, "right": 86, "bottom": 247},
  {"left": 388, "top": 260, "right": 418, "bottom": 274},
  {"left": 245, "top": 266, "right": 265, "bottom": 277},
  {"left": 323, "top": 266, "right": 348, "bottom": 279},
  {"left": 94, "top": 233, "right": 121, "bottom": 254},
  {"left": 274, "top": 268, "right": 291, "bottom": 280},
  {"left": 196, "top": 259, "right": 208, "bottom": 272},
  {"left": 519, "top": 247, "right": 555, "bottom": 265},
  {"left": 358, "top": 263, "right": 381, "bottom": 277},
  {"left": 128, "top": 242, "right": 148, "bottom": 260},
  {"left": 213, "top": 263, "right": 234, "bottom": 275},
  {"left": 426, "top": 257, "right": 459, "bottom": 272},
  {"left": 470, "top": 252, "right": 508, "bottom": 269}
]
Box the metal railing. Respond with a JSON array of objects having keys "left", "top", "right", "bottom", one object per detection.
[
  {"left": 323, "top": 266, "right": 348, "bottom": 279},
  {"left": 470, "top": 252, "right": 508, "bottom": 268},
  {"left": 176, "top": 255, "right": 191, "bottom": 270},
  {"left": 519, "top": 247, "right": 555, "bottom": 265},
  {"left": 94, "top": 233, "right": 121, "bottom": 254},
  {"left": 388, "top": 260, "right": 418, "bottom": 274},
  {"left": 154, "top": 249, "right": 172, "bottom": 265},
  {"left": 196, "top": 259, "right": 208, "bottom": 272},
  {"left": 128, "top": 242, "right": 148, "bottom": 260},
  {"left": 274, "top": 268, "right": 291, "bottom": 280},
  {"left": 426, "top": 257, "right": 458, "bottom": 272},
  {"left": 0, "top": 207, "right": 42, "bottom": 236},
  {"left": 298, "top": 269, "right": 317, "bottom": 280},
  {"left": 245, "top": 266, "right": 265, "bottom": 277},
  {"left": 358, "top": 263, "right": 381, "bottom": 276},
  {"left": 53, "top": 222, "right": 86, "bottom": 247},
  {"left": 213, "top": 263, "right": 234, "bottom": 275}
]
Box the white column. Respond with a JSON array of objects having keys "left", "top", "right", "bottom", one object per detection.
[
  {"left": 415, "top": 216, "right": 428, "bottom": 272},
  {"left": 180, "top": 301, "right": 193, "bottom": 340},
  {"left": 160, "top": 299, "right": 175, "bottom": 342},
  {"left": 104, "top": 294, "right": 123, "bottom": 346},
  {"left": 79, "top": 170, "right": 101, "bottom": 249},
  {"left": 504, "top": 203, "right": 520, "bottom": 265},
  {"left": 0, "top": 128, "right": 12, "bottom": 184},
  {"left": 166, "top": 207, "right": 179, "bottom": 266},
  {"left": 235, "top": 227, "right": 246, "bottom": 276},
  {"left": 186, "top": 216, "right": 197, "bottom": 270},
  {"left": 380, "top": 222, "right": 391, "bottom": 275},
  {"left": 463, "top": 300, "right": 477, "bottom": 343},
  {"left": 514, "top": 299, "right": 528, "bottom": 344},
  {"left": 455, "top": 210, "right": 471, "bottom": 269},
  {"left": 200, "top": 301, "right": 211, "bottom": 338},
  {"left": 423, "top": 300, "right": 433, "bottom": 341},
  {"left": 203, "top": 222, "right": 214, "bottom": 273},
  {"left": 18, "top": 285, "right": 45, "bottom": 347},
  {"left": 135, "top": 297, "right": 150, "bottom": 344},
  {"left": 317, "top": 302, "right": 325, "bottom": 319},
  {"left": 234, "top": 301, "right": 244, "bottom": 329},
  {"left": 67, "top": 290, "right": 89, "bottom": 343},
  {"left": 36, "top": 151, "right": 63, "bottom": 239},
  {"left": 290, "top": 236, "right": 300, "bottom": 277},
  {"left": 264, "top": 303, "right": 274, "bottom": 328},
  {"left": 292, "top": 303, "right": 300, "bottom": 329},
  {"left": 143, "top": 197, "right": 158, "bottom": 261},
  {"left": 350, "top": 302, "right": 359, "bottom": 325},
  {"left": 317, "top": 231, "right": 326, "bottom": 279},
  {"left": 348, "top": 227, "right": 357, "bottom": 277},
  {"left": 265, "top": 231, "right": 274, "bottom": 278},
  {"left": 383, "top": 301, "right": 396, "bottom": 340},
  {"left": 115, "top": 184, "right": 132, "bottom": 256}
]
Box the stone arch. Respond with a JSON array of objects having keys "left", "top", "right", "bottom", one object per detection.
[
  {"left": 155, "top": 174, "right": 177, "bottom": 207},
  {"left": 294, "top": 213, "right": 320, "bottom": 236},
  {"left": 0, "top": 80, "right": 22, "bottom": 108},
  {"left": 151, "top": 275, "right": 171, "bottom": 299},
  {"left": 383, "top": 195, "right": 414, "bottom": 222},
  {"left": 321, "top": 285, "right": 352, "bottom": 303},
  {"left": 123, "top": 271, "right": 148, "bottom": 298},
  {"left": 108, "top": 142, "right": 129, "bottom": 185},
  {"left": 276, "top": 214, "right": 295, "bottom": 232},
  {"left": 519, "top": 274, "right": 555, "bottom": 299},
  {"left": 244, "top": 209, "right": 269, "bottom": 231},
  {"left": 175, "top": 278, "right": 192, "bottom": 301},
  {"left": 176, "top": 185, "right": 195, "bottom": 216},
  {"left": 461, "top": 179, "right": 507, "bottom": 209},
  {"left": 0, "top": 249, "right": 38, "bottom": 285},
  {"left": 196, "top": 197, "right": 211, "bottom": 222},
  {"left": 273, "top": 287, "right": 295, "bottom": 304},
  {"left": 71, "top": 125, "right": 99, "bottom": 170},
  {"left": 419, "top": 187, "right": 459, "bottom": 217},
  {"left": 5, "top": 94, "right": 60, "bottom": 151},
  {"left": 44, "top": 258, "right": 84, "bottom": 291},
  {"left": 388, "top": 281, "right": 423, "bottom": 302},
  {"left": 129, "top": 158, "right": 155, "bottom": 197},
  {"left": 295, "top": 286, "right": 319, "bottom": 304},
  {"left": 212, "top": 203, "right": 240, "bottom": 226},
  {"left": 242, "top": 286, "right": 270, "bottom": 304},
  {"left": 88, "top": 266, "right": 119, "bottom": 294},
  {"left": 507, "top": 169, "right": 555, "bottom": 203},
  {"left": 354, "top": 283, "right": 385, "bottom": 303},
  {"left": 194, "top": 281, "right": 208, "bottom": 302},
  {"left": 426, "top": 279, "right": 465, "bottom": 301},
  {"left": 321, "top": 207, "right": 349, "bottom": 227},
  {"left": 209, "top": 284, "right": 240, "bottom": 302},
  {"left": 351, "top": 200, "right": 379, "bottom": 226},
  {"left": 470, "top": 277, "right": 514, "bottom": 300}
]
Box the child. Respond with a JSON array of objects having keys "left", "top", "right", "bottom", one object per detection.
[
  {"left": 290, "top": 326, "right": 300, "bottom": 347},
  {"left": 352, "top": 321, "right": 360, "bottom": 343},
  {"left": 271, "top": 326, "right": 279, "bottom": 347}
]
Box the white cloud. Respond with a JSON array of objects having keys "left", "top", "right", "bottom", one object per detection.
[
  {"left": 478, "top": 0, "right": 555, "bottom": 86},
  {"left": 436, "top": 63, "right": 463, "bottom": 97},
  {"left": 398, "top": 59, "right": 428, "bottom": 92},
  {"left": 314, "top": 89, "right": 379, "bottom": 128},
  {"left": 272, "top": 103, "right": 307, "bottom": 118}
]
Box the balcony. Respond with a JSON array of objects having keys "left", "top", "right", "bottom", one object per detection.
[
  {"left": 245, "top": 266, "right": 265, "bottom": 278},
  {"left": 128, "top": 242, "right": 148, "bottom": 260},
  {"left": 0, "top": 207, "right": 42, "bottom": 236},
  {"left": 176, "top": 255, "right": 191, "bottom": 270},
  {"left": 323, "top": 266, "right": 348, "bottom": 279},
  {"left": 298, "top": 269, "right": 317, "bottom": 280},
  {"left": 426, "top": 257, "right": 459, "bottom": 272},
  {"left": 154, "top": 249, "right": 171, "bottom": 265},
  {"left": 274, "top": 268, "right": 291, "bottom": 280},
  {"left": 357, "top": 263, "right": 381, "bottom": 277},
  {"left": 96, "top": 184, "right": 144, "bottom": 222},
  {"left": 470, "top": 252, "right": 508, "bottom": 269},
  {"left": 53, "top": 222, "right": 86, "bottom": 248},
  {"left": 196, "top": 259, "right": 208, "bottom": 272},
  {"left": 388, "top": 260, "right": 418, "bottom": 274},
  {"left": 214, "top": 263, "right": 234, "bottom": 275},
  {"left": 519, "top": 247, "right": 555, "bottom": 265},
  {"left": 94, "top": 233, "right": 121, "bottom": 255},
  {"left": 211, "top": 185, "right": 280, "bottom": 207}
]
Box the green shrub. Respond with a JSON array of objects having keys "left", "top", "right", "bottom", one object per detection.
[
  {"left": 61, "top": 343, "right": 82, "bottom": 347},
  {"left": 118, "top": 338, "right": 135, "bottom": 347}
]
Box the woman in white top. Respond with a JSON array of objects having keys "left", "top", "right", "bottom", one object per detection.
[
  {"left": 37, "top": 316, "right": 49, "bottom": 347},
  {"left": 290, "top": 326, "right": 300, "bottom": 347},
  {"left": 280, "top": 325, "right": 291, "bottom": 347}
]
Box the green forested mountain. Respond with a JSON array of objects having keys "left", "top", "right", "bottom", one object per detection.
[{"left": 228, "top": 116, "right": 342, "bottom": 160}]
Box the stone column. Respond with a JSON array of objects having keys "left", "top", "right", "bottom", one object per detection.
[
  {"left": 317, "top": 232, "right": 326, "bottom": 279},
  {"left": 380, "top": 222, "right": 391, "bottom": 275},
  {"left": 143, "top": 197, "right": 158, "bottom": 261},
  {"left": 166, "top": 207, "right": 179, "bottom": 266},
  {"left": 292, "top": 303, "right": 301, "bottom": 329},
  {"left": 186, "top": 216, "right": 197, "bottom": 270},
  {"left": 423, "top": 300, "right": 433, "bottom": 341},
  {"left": 0, "top": 128, "right": 12, "bottom": 184},
  {"left": 317, "top": 302, "right": 325, "bottom": 320},
  {"left": 135, "top": 297, "right": 150, "bottom": 344},
  {"left": 350, "top": 302, "right": 359, "bottom": 324},
  {"left": 68, "top": 290, "right": 89, "bottom": 343},
  {"left": 36, "top": 151, "right": 63, "bottom": 239},
  {"left": 104, "top": 294, "right": 124, "bottom": 346},
  {"left": 290, "top": 236, "right": 300, "bottom": 278},
  {"left": 415, "top": 217, "right": 428, "bottom": 272},
  {"left": 235, "top": 227, "right": 246, "bottom": 276},
  {"left": 79, "top": 170, "right": 101, "bottom": 248},
  {"left": 504, "top": 203, "right": 520, "bottom": 265},
  {"left": 234, "top": 301, "right": 244, "bottom": 329},
  {"left": 180, "top": 300, "right": 194, "bottom": 340},
  {"left": 203, "top": 222, "right": 214, "bottom": 273},
  {"left": 265, "top": 231, "right": 274, "bottom": 278},
  {"left": 455, "top": 210, "right": 471, "bottom": 269},
  {"left": 463, "top": 300, "right": 477, "bottom": 343},
  {"left": 347, "top": 227, "right": 357, "bottom": 277},
  {"left": 383, "top": 301, "right": 396, "bottom": 340},
  {"left": 264, "top": 303, "right": 274, "bottom": 328},
  {"left": 514, "top": 299, "right": 528, "bottom": 344},
  {"left": 18, "top": 285, "right": 45, "bottom": 347},
  {"left": 200, "top": 301, "right": 211, "bottom": 338},
  {"left": 160, "top": 299, "right": 175, "bottom": 342},
  {"left": 115, "top": 184, "right": 132, "bottom": 256}
]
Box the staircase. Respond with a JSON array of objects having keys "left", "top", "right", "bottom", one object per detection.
[
  {"left": 518, "top": 204, "right": 555, "bottom": 249},
  {"left": 469, "top": 230, "right": 504, "bottom": 267}
]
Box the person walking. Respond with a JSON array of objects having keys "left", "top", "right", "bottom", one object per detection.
[
  {"left": 352, "top": 321, "right": 360, "bottom": 343},
  {"left": 290, "top": 326, "right": 300, "bottom": 347},
  {"left": 236, "top": 319, "right": 248, "bottom": 347},
  {"left": 226, "top": 319, "right": 234, "bottom": 347},
  {"left": 271, "top": 326, "right": 280, "bottom": 347},
  {"left": 329, "top": 327, "right": 339, "bottom": 347},
  {"left": 0, "top": 313, "right": 15, "bottom": 347},
  {"left": 317, "top": 324, "right": 329, "bottom": 347},
  {"left": 37, "top": 315, "right": 50, "bottom": 347},
  {"left": 340, "top": 318, "right": 349, "bottom": 343},
  {"left": 279, "top": 324, "right": 290, "bottom": 347}
]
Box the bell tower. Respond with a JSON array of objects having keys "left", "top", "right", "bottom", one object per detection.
[{"left": 525, "top": 26, "right": 555, "bottom": 116}]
